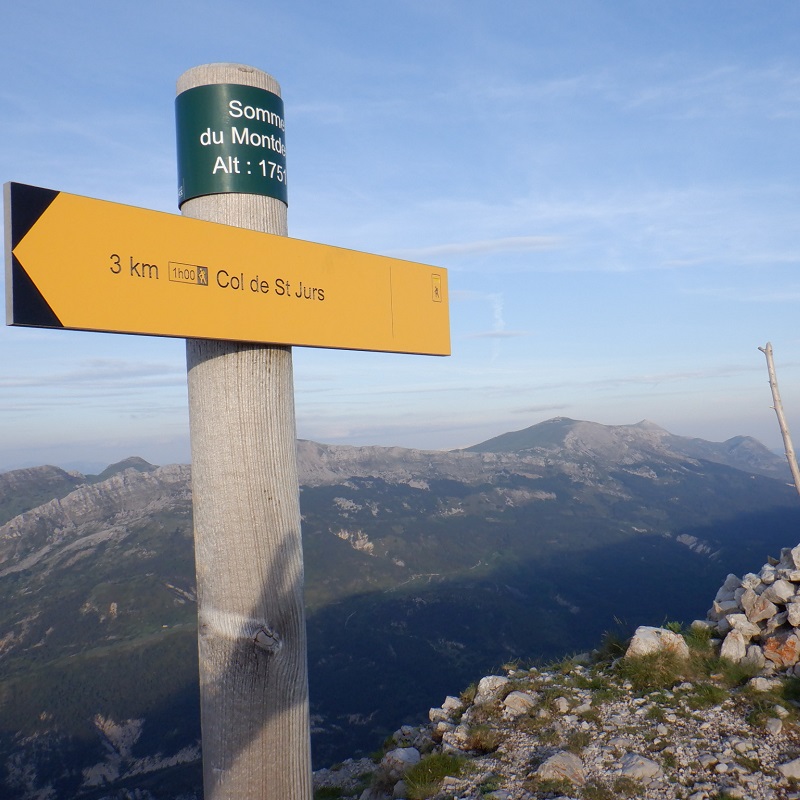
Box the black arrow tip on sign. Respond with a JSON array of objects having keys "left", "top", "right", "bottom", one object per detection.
[
  {"left": 7, "top": 182, "right": 60, "bottom": 249},
  {"left": 5, "top": 183, "right": 64, "bottom": 328},
  {"left": 10, "top": 254, "right": 63, "bottom": 329}
]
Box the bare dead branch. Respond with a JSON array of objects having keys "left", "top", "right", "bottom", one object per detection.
[{"left": 759, "top": 342, "right": 800, "bottom": 497}]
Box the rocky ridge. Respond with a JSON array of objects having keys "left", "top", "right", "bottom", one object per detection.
[
  {"left": 314, "top": 549, "right": 800, "bottom": 800},
  {"left": 0, "top": 464, "right": 191, "bottom": 578},
  {"left": 297, "top": 418, "right": 789, "bottom": 489}
]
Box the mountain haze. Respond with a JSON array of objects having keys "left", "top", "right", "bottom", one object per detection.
[{"left": 0, "top": 418, "right": 798, "bottom": 798}]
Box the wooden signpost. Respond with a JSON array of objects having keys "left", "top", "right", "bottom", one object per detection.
[{"left": 4, "top": 62, "right": 450, "bottom": 800}]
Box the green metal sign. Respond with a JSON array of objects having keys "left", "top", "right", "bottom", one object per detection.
[{"left": 175, "top": 83, "right": 287, "bottom": 206}]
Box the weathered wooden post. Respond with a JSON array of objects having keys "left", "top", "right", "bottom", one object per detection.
[{"left": 176, "top": 63, "right": 312, "bottom": 799}]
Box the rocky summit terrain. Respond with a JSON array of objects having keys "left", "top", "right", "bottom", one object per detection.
[{"left": 315, "top": 546, "right": 800, "bottom": 800}]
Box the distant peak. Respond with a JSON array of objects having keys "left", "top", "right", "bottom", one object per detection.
[
  {"left": 89, "top": 457, "right": 158, "bottom": 483},
  {"left": 632, "top": 420, "right": 664, "bottom": 431}
]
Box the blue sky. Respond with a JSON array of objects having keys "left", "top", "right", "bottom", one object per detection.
[{"left": 2, "top": 1, "right": 800, "bottom": 471}]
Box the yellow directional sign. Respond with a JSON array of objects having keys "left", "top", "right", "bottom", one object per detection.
[{"left": 4, "top": 183, "right": 450, "bottom": 355}]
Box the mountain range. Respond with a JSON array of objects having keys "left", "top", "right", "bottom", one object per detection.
[{"left": 1, "top": 418, "right": 798, "bottom": 799}]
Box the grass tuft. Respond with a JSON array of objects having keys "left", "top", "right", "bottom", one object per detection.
[
  {"left": 465, "top": 724, "right": 502, "bottom": 754},
  {"left": 615, "top": 649, "right": 685, "bottom": 692},
  {"left": 685, "top": 682, "right": 728, "bottom": 709},
  {"left": 404, "top": 753, "right": 467, "bottom": 800},
  {"left": 460, "top": 682, "right": 477, "bottom": 705},
  {"left": 564, "top": 729, "right": 592, "bottom": 753}
]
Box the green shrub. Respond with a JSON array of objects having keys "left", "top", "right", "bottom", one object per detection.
[
  {"left": 466, "top": 723, "right": 502, "bottom": 754},
  {"left": 404, "top": 753, "right": 467, "bottom": 800},
  {"left": 612, "top": 776, "right": 640, "bottom": 796},
  {"left": 573, "top": 672, "right": 613, "bottom": 692},
  {"left": 565, "top": 729, "right": 591, "bottom": 753},
  {"left": 478, "top": 773, "right": 502, "bottom": 794},
  {"left": 616, "top": 650, "right": 685, "bottom": 692},
  {"left": 581, "top": 782, "right": 615, "bottom": 800},
  {"left": 460, "top": 683, "right": 477, "bottom": 705},
  {"left": 661, "top": 751, "right": 677, "bottom": 769},
  {"left": 708, "top": 657, "right": 760, "bottom": 688},
  {"left": 781, "top": 676, "right": 800, "bottom": 705},
  {"left": 735, "top": 754, "right": 761, "bottom": 772},
  {"left": 524, "top": 777, "right": 573, "bottom": 795},
  {"left": 685, "top": 682, "right": 728, "bottom": 709},
  {"left": 582, "top": 779, "right": 638, "bottom": 800},
  {"left": 745, "top": 696, "right": 781, "bottom": 728},
  {"left": 596, "top": 629, "right": 630, "bottom": 662}
]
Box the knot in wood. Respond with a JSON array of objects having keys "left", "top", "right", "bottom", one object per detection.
[{"left": 254, "top": 626, "right": 282, "bottom": 653}]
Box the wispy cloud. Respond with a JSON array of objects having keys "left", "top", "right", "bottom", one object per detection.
[
  {"left": 460, "top": 61, "right": 800, "bottom": 122},
  {"left": 466, "top": 330, "right": 528, "bottom": 340},
  {"left": 682, "top": 285, "right": 800, "bottom": 303},
  {"left": 454, "top": 71, "right": 614, "bottom": 105},
  {"left": 0, "top": 359, "right": 185, "bottom": 391},
  {"left": 450, "top": 291, "right": 530, "bottom": 344},
  {"left": 392, "top": 236, "right": 561, "bottom": 260},
  {"left": 623, "top": 63, "right": 800, "bottom": 120},
  {"left": 512, "top": 403, "right": 571, "bottom": 415}
]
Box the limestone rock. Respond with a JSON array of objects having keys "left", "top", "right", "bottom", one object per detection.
[
  {"left": 725, "top": 614, "right": 760, "bottom": 640},
  {"left": 760, "top": 564, "right": 777, "bottom": 584},
  {"left": 380, "top": 747, "right": 420, "bottom": 781},
  {"left": 778, "top": 758, "right": 800, "bottom": 779},
  {"left": 625, "top": 626, "right": 689, "bottom": 660},
  {"left": 744, "top": 645, "right": 766, "bottom": 671},
  {"left": 619, "top": 753, "right": 663, "bottom": 780},
  {"left": 474, "top": 675, "right": 510, "bottom": 704},
  {"left": 744, "top": 594, "right": 778, "bottom": 624},
  {"left": 442, "top": 695, "right": 463, "bottom": 713},
  {"left": 719, "top": 630, "right": 747, "bottom": 663},
  {"left": 763, "top": 631, "right": 800, "bottom": 667},
  {"left": 502, "top": 690, "right": 536, "bottom": 716},
  {"left": 741, "top": 572, "right": 762, "bottom": 589},
  {"left": 441, "top": 723, "right": 471, "bottom": 751},
  {"left": 429, "top": 696, "right": 464, "bottom": 723},
  {"left": 763, "top": 610, "right": 789, "bottom": 635},
  {"left": 780, "top": 545, "right": 800, "bottom": 570},
  {"left": 766, "top": 717, "right": 783, "bottom": 736},
  {"left": 554, "top": 696, "right": 571, "bottom": 714},
  {"left": 715, "top": 573, "right": 741, "bottom": 601},
  {"left": 762, "top": 579, "right": 795, "bottom": 605},
  {"left": 711, "top": 599, "right": 740, "bottom": 620},
  {"left": 536, "top": 751, "right": 585, "bottom": 786},
  {"left": 787, "top": 601, "right": 800, "bottom": 627},
  {"left": 739, "top": 587, "right": 757, "bottom": 617}
]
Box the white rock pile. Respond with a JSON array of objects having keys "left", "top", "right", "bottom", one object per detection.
[{"left": 705, "top": 545, "right": 800, "bottom": 672}]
